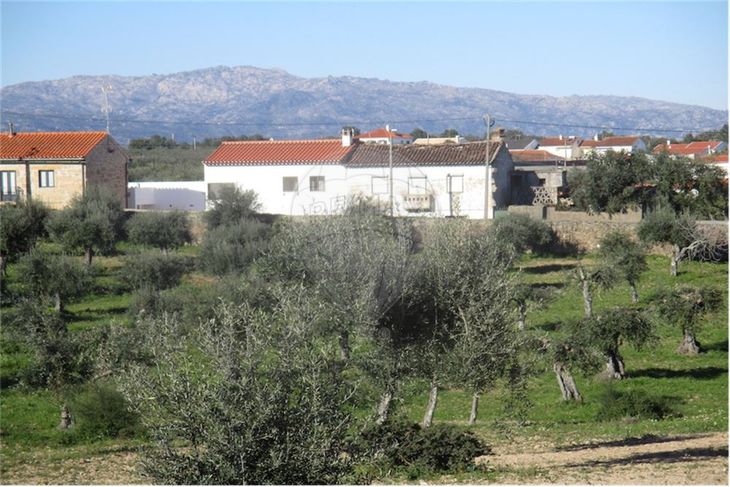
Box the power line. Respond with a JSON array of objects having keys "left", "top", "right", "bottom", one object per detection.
[{"left": 0, "top": 108, "right": 721, "bottom": 134}]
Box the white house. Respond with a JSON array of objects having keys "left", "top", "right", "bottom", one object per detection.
[
  {"left": 652, "top": 140, "right": 727, "bottom": 159},
  {"left": 538, "top": 136, "right": 582, "bottom": 159},
  {"left": 579, "top": 135, "right": 647, "bottom": 156},
  {"left": 413, "top": 135, "right": 467, "bottom": 145},
  {"left": 203, "top": 130, "right": 513, "bottom": 219}
]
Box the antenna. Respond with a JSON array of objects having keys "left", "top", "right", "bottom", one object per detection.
[{"left": 101, "top": 84, "right": 112, "bottom": 133}]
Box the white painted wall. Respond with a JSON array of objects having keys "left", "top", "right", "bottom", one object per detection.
[
  {"left": 540, "top": 144, "right": 577, "bottom": 159},
  {"left": 127, "top": 181, "right": 206, "bottom": 211}
]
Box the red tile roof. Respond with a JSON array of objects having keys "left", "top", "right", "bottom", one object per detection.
[
  {"left": 204, "top": 139, "right": 354, "bottom": 166},
  {"left": 345, "top": 141, "right": 502, "bottom": 167},
  {"left": 701, "top": 154, "right": 728, "bottom": 163},
  {"left": 0, "top": 131, "right": 108, "bottom": 160},
  {"left": 539, "top": 137, "right": 580, "bottom": 146},
  {"left": 510, "top": 149, "right": 563, "bottom": 162},
  {"left": 580, "top": 136, "right": 642, "bottom": 148},
  {"left": 653, "top": 141, "right": 725, "bottom": 155},
  {"left": 357, "top": 128, "right": 413, "bottom": 140}
]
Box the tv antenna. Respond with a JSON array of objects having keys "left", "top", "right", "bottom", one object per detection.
[{"left": 101, "top": 84, "right": 112, "bottom": 133}]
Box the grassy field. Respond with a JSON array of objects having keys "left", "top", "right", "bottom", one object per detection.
[{"left": 0, "top": 250, "right": 727, "bottom": 483}]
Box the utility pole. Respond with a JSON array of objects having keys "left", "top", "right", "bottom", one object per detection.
[
  {"left": 101, "top": 85, "right": 112, "bottom": 134},
  {"left": 483, "top": 114, "right": 494, "bottom": 220},
  {"left": 389, "top": 125, "right": 394, "bottom": 217}
]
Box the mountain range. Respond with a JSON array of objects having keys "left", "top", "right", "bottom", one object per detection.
[{"left": 1, "top": 65, "right": 727, "bottom": 144}]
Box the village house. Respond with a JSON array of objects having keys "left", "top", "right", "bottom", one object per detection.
[
  {"left": 203, "top": 129, "right": 513, "bottom": 219},
  {"left": 0, "top": 130, "right": 128, "bottom": 209},
  {"left": 578, "top": 135, "right": 647, "bottom": 156},
  {"left": 356, "top": 126, "right": 413, "bottom": 144},
  {"left": 651, "top": 140, "right": 727, "bottom": 159},
  {"left": 509, "top": 149, "right": 586, "bottom": 205},
  {"left": 538, "top": 136, "right": 582, "bottom": 159}
]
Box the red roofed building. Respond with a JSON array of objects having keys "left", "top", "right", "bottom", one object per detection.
[
  {"left": 203, "top": 129, "right": 513, "bottom": 218},
  {"left": 356, "top": 126, "right": 413, "bottom": 145},
  {"left": 652, "top": 140, "right": 727, "bottom": 159},
  {"left": 578, "top": 135, "right": 647, "bottom": 156},
  {"left": 0, "top": 130, "right": 128, "bottom": 208}
]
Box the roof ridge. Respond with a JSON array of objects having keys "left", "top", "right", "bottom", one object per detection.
[
  {"left": 1, "top": 131, "right": 107, "bottom": 135},
  {"left": 221, "top": 138, "right": 339, "bottom": 145}
]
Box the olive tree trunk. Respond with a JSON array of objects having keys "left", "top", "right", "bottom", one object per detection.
[
  {"left": 677, "top": 329, "right": 701, "bottom": 355},
  {"left": 578, "top": 268, "right": 593, "bottom": 318},
  {"left": 338, "top": 329, "right": 350, "bottom": 361},
  {"left": 629, "top": 282, "right": 639, "bottom": 303},
  {"left": 375, "top": 390, "right": 393, "bottom": 425},
  {"left": 0, "top": 254, "right": 7, "bottom": 277},
  {"left": 468, "top": 392, "right": 479, "bottom": 425},
  {"left": 84, "top": 247, "right": 94, "bottom": 266},
  {"left": 554, "top": 362, "right": 582, "bottom": 401},
  {"left": 517, "top": 302, "right": 527, "bottom": 331},
  {"left": 421, "top": 381, "right": 438, "bottom": 428},
  {"left": 670, "top": 245, "right": 680, "bottom": 277},
  {"left": 604, "top": 351, "right": 626, "bottom": 379},
  {"left": 58, "top": 403, "right": 73, "bottom": 430},
  {"left": 54, "top": 292, "right": 63, "bottom": 313}
]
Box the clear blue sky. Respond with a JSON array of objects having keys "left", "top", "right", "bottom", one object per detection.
[{"left": 1, "top": 0, "right": 728, "bottom": 109}]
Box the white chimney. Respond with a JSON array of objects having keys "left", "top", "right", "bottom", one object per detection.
[
  {"left": 594, "top": 134, "right": 599, "bottom": 141},
  {"left": 341, "top": 128, "right": 354, "bottom": 147},
  {"left": 559, "top": 134, "right": 563, "bottom": 141}
]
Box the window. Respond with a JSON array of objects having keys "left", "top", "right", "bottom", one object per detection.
[
  {"left": 408, "top": 176, "right": 427, "bottom": 195},
  {"left": 0, "top": 171, "right": 17, "bottom": 201},
  {"left": 282, "top": 177, "right": 298, "bottom": 192},
  {"left": 372, "top": 176, "right": 389, "bottom": 195},
  {"left": 207, "top": 182, "right": 234, "bottom": 200},
  {"left": 310, "top": 176, "right": 325, "bottom": 192},
  {"left": 538, "top": 178, "right": 546, "bottom": 186},
  {"left": 39, "top": 170, "right": 55, "bottom": 188},
  {"left": 448, "top": 175, "right": 464, "bottom": 194}
]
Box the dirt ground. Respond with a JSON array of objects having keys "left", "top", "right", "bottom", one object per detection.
[
  {"left": 477, "top": 431, "right": 729, "bottom": 484},
  {"left": 1, "top": 431, "right": 727, "bottom": 484}
]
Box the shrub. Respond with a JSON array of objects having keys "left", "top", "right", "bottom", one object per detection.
[
  {"left": 126, "top": 211, "right": 192, "bottom": 253},
  {"left": 15, "top": 250, "right": 92, "bottom": 312},
  {"left": 69, "top": 383, "right": 142, "bottom": 440},
  {"left": 596, "top": 385, "right": 678, "bottom": 421},
  {"left": 352, "top": 418, "right": 491, "bottom": 476},
  {"left": 0, "top": 199, "right": 49, "bottom": 275},
  {"left": 199, "top": 219, "right": 270, "bottom": 275},
  {"left": 121, "top": 253, "right": 190, "bottom": 291},
  {"left": 205, "top": 186, "right": 260, "bottom": 229},
  {"left": 491, "top": 213, "right": 556, "bottom": 255}
]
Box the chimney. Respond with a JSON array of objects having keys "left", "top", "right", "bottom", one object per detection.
[
  {"left": 7, "top": 122, "right": 16, "bottom": 137},
  {"left": 489, "top": 127, "right": 505, "bottom": 142},
  {"left": 559, "top": 134, "right": 563, "bottom": 141},
  {"left": 341, "top": 128, "right": 354, "bottom": 147},
  {"left": 594, "top": 133, "right": 599, "bottom": 141}
]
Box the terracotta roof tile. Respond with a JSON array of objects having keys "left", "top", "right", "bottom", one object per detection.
[
  {"left": 0, "top": 131, "right": 108, "bottom": 159},
  {"left": 357, "top": 128, "right": 413, "bottom": 140},
  {"left": 204, "top": 139, "right": 354, "bottom": 166},
  {"left": 653, "top": 141, "right": 725, "bottom": 155},
  {"left": 539, "top": 136, "right": 580, "bottom": 146},
  {"left": 510, "top": 149, "right": 563, "bottom": 162},
  {"left": 345, "top": 141, "right": 502, "bottom": 167}
]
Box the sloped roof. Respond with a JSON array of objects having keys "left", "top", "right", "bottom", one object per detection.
[
  {"left": 503, "top": 136, "right": 538, "bottom": 150},
  {"left": 653, "top": 141, "right": 725, "bottom": 155},
  {"left": 204, "top": 139, "right": 354, "bottom": 166},
  {"left": 510, "top": 149, "right": 562, "bottom": 162},
  {"left": 357, "top": 128, "right": 413, "bottom": 140},
  {"left": 0, "top": 131, "right": 108, "bottom": 160},
  {"left": 345, "top": 141, "right": 502, "bottom": 167},
  {"left": 580, "top": 136, "right": 642, "bottom": 148},
  {"left": 539, "top": 136, "right": 581, "bottom": 147}
]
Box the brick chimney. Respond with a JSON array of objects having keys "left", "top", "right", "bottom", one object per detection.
[{"left": 490, "top": 127, "right": 505, "bottom": 142}]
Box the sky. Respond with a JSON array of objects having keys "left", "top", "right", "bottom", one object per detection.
[{"left": 1, "top": 0, "right": 728, "bottom": 110}]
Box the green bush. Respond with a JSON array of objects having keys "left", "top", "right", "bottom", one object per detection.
[
  {"left": 596, "top": 385, "right": 679, "bottom": 421},
  {"left": 69, "top": 383, "right": 142, "bottom": 439},
  {"left": 126, "top": 211, "right": 192, "bottom": 253},
  {"left": 121, "top": 253, "right": 190, "bottom": 291},
  {"left": 352, "top": 418, "right": 491, "bottom": 476},
  {"left": 199, "top": 219, "right": 270, "bottom": 275},
  {"left": 491, "top": 213, "right": 556, "bottom": 255},
  {"left": 205, "top": 186, "right": 261, "bottom": 229}
]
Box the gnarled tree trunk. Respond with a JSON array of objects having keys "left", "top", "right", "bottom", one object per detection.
[
  {"left": 54, "top": 292, "right": 63, "bottom": 313},
  {"left": 677, "top": 329, "right": 701, "bottom": 355},
  {"left": 0, "top": 253, "right": 7, "bottom": 277},
  {"left": 338, "top": 329, "right": 350, "bottom": 361},
  {"left": 670, "top": 245, "right": 680, "bottom": 277},
  {"left": 84, "top": 247, "right": 94, "bottom": 266},
  {"left": 421, "top": 381, "right": 438, "bottom": 428},
  {"left": 468, "top": 392, "right": 479, "bottom": 425},
  {"left": 554, "top": 362, "right": 582, "bottom": 401},
  {"left": 604, "top": 351, "right": 626, "bottom": 379},
  {"left": 58, "top": 403, "right": 73, "bottom": 430},
  {"left": 375, "top": 390, "right": 393, "bottom": 425},
  {"left": 579, "top": 269, "right": 593, "bottom": 318},
  {"left": 629, "top": 282, "right": 639, "bottom": 303},
  {"left": 517, "top": 302, "right": 527, "bottom": 331}
]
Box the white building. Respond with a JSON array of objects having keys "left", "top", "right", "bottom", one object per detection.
[
  {"left": 538, "top": 136, "right": 582, "bottom": 159},
  {"left": 127, "top": 181, "right": 207, "bottom": 210},
  {"left": 203, "top": 130, "right": 513, "bottom": 219},
  {"left": 578, "top": 135, "right": 647, "bottom": 156},
  {"left": 357, "top": 127, "right": 413, "bottom": 145}
]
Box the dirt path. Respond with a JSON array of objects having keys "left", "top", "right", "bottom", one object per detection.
[
  {"left": 477, "top": 431, "right": 729, "bottom": 484},
  {"left": 2, "top": 432, "right": 727, "bottom": 484}
]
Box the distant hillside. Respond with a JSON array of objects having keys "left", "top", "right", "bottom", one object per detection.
[{"left": 1, "top": 65, "right": 727, "bottom": 144}]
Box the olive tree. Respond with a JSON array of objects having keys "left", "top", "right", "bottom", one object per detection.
[
  {"left": 15, "top": 250, "right": 92, "bottom": 312},
  {"left": 651, "top": 286, "right": 724, "bottom": 355},
  {"left": 0, "top": 199, "right": 48, "bottom": 276},
  {"left": 511, "top": 283, "right": 554, "bottom": 331},
  {"left": 205, "top": 186, "right": 261, "bottom": 229},
  {"left": 126, "top": 211, "right": 192, "bottom": 254},
  {"left": 200, "top": 219, "right": 270, "bottom": 276},
  {"left": 597, "top": 231, "right": 647, "bottom": 302},
  {"left": 638, "top": 207, "right": 727, "bottom": 276},
  {"left": 492, "top": 213, "right": 556, "bottom": 255},
  {"left": 118, "top": 297, "right": 355, "bottom": 484},
  {"left": 47, "top": 187, "right": 125, "bottom": 265}
]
